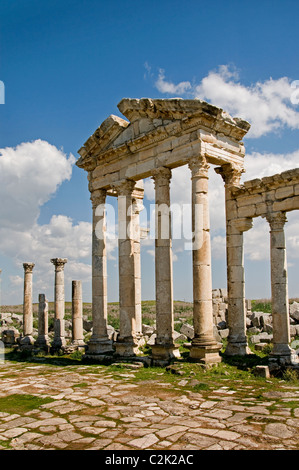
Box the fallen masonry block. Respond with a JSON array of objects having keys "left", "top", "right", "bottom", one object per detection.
[
  {"left": 254, "top": 365, "right": 270, "bottom": 378},
  {"left": 180, "top": 323, "right": 194, "bottom": 340}
]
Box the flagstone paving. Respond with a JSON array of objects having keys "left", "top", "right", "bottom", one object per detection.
[{"left": 0, "top": 359, "right": 299, "bottom": 450}]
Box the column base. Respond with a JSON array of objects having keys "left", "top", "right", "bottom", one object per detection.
[
  {"left": 189, "top": 340, "right": 222, "bottom": 365},
  {"left": 34, "top": 336, "right": 51, "bottom": 352},
  {"left": 114, "top": 338, "right": 141, "bottom": 357},
  {"left": 87, "top": 336, "right": 114, "bottom": 355},
  {"left": 71, "top": 339, "right": 86, "bottom": 347},
  {"left": 19, "top": 335, "right": 35, "bottom": 350},
  {"left": 151, "top": 342, "right": 181, "bottom": 366},
  {"left": 224, "top": 340, "right": 252, "bottom": 357},
  {"left": 51, "top": 337, "right": 66, "bottom": 351},
  {"left": 269, "top": 344, "right": 299, "bottom": 365}
]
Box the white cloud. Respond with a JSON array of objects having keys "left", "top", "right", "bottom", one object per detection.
[
  {"left": 0, "top": 140, "right": 94, "bottom": 304},
  {"left": 0, "top": 140, "right": 75, "bottom": 229},
  {"left": 155, "top": 69, "right": 192, "bottom": 95},
  {"left": 242, "top": 149, "right": 299, "bottom": 181},
  {"left": 153, "top": 65, "right": 299, "bottom": 138}
]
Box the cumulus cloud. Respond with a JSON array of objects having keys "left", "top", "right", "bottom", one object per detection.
[
  {"left": 0, "top": 140, "right": 75, "bottom": 229},
  {"left": 153, "top": 65, "right": 299, "bottom": 138},
  {"left": 0, "top": 140, "right": 94, "bottom": 304}
]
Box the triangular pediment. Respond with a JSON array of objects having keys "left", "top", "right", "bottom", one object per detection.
[{"left": 77, "top": 98, "right": 250, "bottom": 170}]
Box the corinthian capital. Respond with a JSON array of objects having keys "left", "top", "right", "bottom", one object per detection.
[
  {"left": 51, "top": 258, "right": 68, "bottom": 271},
  {"left": 266, "top": 211, "right": 287, "bottom": 231},
  {"left": 215, "top": 163, "right": 245, "bottom": 189},
  {"left": 151, "top": 167, "right": 172, "bottom": 187},
  {"left": 90, "top": 189, "right": 106, "bottom": 209},
  {"left": 188, "top": 156, "right": 210, "bottom": 178},
  {"left": 112, "top": 179, "right": 136, "bottom": 196},
  {"left": 23, "top": 263, "right": 35, "bottom": 274}
]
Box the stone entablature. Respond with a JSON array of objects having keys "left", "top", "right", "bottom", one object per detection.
[
  {"left": 77, "top": 98, "right": 250, "bottom": 192},
  {"left": 230, "top": 168, "right": 299, "bottom": 219}
]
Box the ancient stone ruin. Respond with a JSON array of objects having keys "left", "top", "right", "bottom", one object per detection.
[
  {"left": 1, "top": 98, "right": 298, "bottom": 371},
  {"left": 75, "top": 97, "right": 299, "bottom": 368}
]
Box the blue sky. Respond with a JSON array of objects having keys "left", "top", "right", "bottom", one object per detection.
[{"left": 0, "top": 0, "right": 299, "bottom": 305}]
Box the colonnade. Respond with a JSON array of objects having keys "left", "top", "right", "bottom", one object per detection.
[
  {"left": 216, "top": 163, "right": 297, "bottom": 364},
  {"left": 89, "top": 156, "right": 223, "bottom": 364},
  {"left": 21, "top": 258, "right": 85, "bottom": 351}
]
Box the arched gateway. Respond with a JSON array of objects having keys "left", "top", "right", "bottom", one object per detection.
[{"left": 76, "top": 98, "right": 251, "bottom": 365}]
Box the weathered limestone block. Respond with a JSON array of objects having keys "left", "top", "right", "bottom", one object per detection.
[
  {"left": 35, "top": 294, "right": 50, "bottom": 351},
  {"left": 1, "top": 328, "right": 20, "bottom": 346},
  {"left": 180, "top": 323, "right": 195, "bottom": 340},
  {"left": 251, "top": 332, "right": 273, "bottom": 344},
  {"left": 290, "top": 302, "right": 299, "bottom": 322},
  {"left": 71, "top": 280, "right": 85, "bottom": 349}
]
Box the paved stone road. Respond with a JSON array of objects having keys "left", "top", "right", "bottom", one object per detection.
[{"left": 0, "top": 360, "right": 299, "bottom": 450}]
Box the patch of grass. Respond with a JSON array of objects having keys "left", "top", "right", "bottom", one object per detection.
[
  {"left": 73, "top": 382, "right": 89, "bottom": 388},
  {"left": 107, "top": 315, "right": 120, "bottom": 330},
  {"left": 193, "top": 382, "right": 210, "bottom": 391},
  {"left": 69, "top": 350, "right": 84, "bottom": 361},
  {"left": 0, "top": 394, "right": 53, "bottom": 414},
  {"left": 282, "top": 369, "right": 299, "bottom": 384},
  {"left": 0, "top": 440, "right": 11, "bottom": 449},
  {"left": 251, "top": 300, "right": 272, "bottom": 313}
]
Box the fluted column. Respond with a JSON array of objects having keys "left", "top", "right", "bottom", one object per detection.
[
  {"left": 215, "top": 163, "right": 251, "bottom": 356},
  {"left": 151, "top": 167, "right": 180, "bottom": 363},
  {"left": 35, "top": 293, "right": 50, "bottom": 351},
  {"left": 266, "top": 212, "right": 295, "bottom": 362},
  {"left": 51, "top": 257, "right": 67, "bottom": 350},
  {"left": 189, "top": 157, "right": 221, "bottom": 364},
  {"left": 87, "top": 190, "right": 113, "bottom": 356},
  {"left": 115, "top": 179, "right": 142, "bottom": 356},
  {"left": 20, "top": 262, "right": 35, "bottom": 347},
  {"left": 72, "top": 280, "right": 85, "bottom": 348}
]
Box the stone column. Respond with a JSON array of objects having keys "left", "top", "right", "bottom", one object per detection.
[
  {"left": 189, "top": 157, "right": 221, "bottom": 364},
  {"left": 215, "top": 163, "right": 251, "bottom": 356},
  {"left": 266, "top": 212, "right": 295, "bottom": 363},
  {"left": 115, "top": 179, "right": 141, "bottom": 356},
  {"left": 20, "top": 262, "right": 35, "bottom": 347},
  {"left": 71, "top": 280, "right": 85, "bottom": 348},
  {"left": 132, "top": 196, "right": 144, "bottom": 339},
  {"left": 151, "top": 167, "right": 179, "bottom": 363},
  {"left": 227, "top": 217, "right": 253, "bottom": 355},
  {"left": 35, "top": 294, "right": 50, "bottom": 351},
  {"left": 51, "top": 258, "right": 67, "bottom": 350},
  {"left": 87, "top": 190, "right": 113, "bottom": 356}
]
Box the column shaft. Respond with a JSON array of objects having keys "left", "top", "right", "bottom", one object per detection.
[
  {"left": 189, "top": 158, "right": 221, "bottom": 364},
  {"left": 226, "top": 219, "right": 252, "bottom": 354},
  {"left": 88, "top": 190, "right": 113, "bottom": 355},
  {"left": 72, "top": 280, "right": 85, "bottom": 347},
  {"left": 21, "top": 263, "right": 35, "bottom": 347},
  {"left": 152, "top": 167, "right": 179, "bottom": 362},
  {"left": 35, "top": 293, "right": 50, "bottom": 350},
  {"left": 51, "top": 258, "right": 67, "bottom": 349},
  {"left": 115, "top": 180, "right": 141, "bottom": 356},
  {"left": 267, "top": 212, "right": 293, "bottom": 360},
  {"left": 215, "top": 163, "right": 251, "bottom": 356}
]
